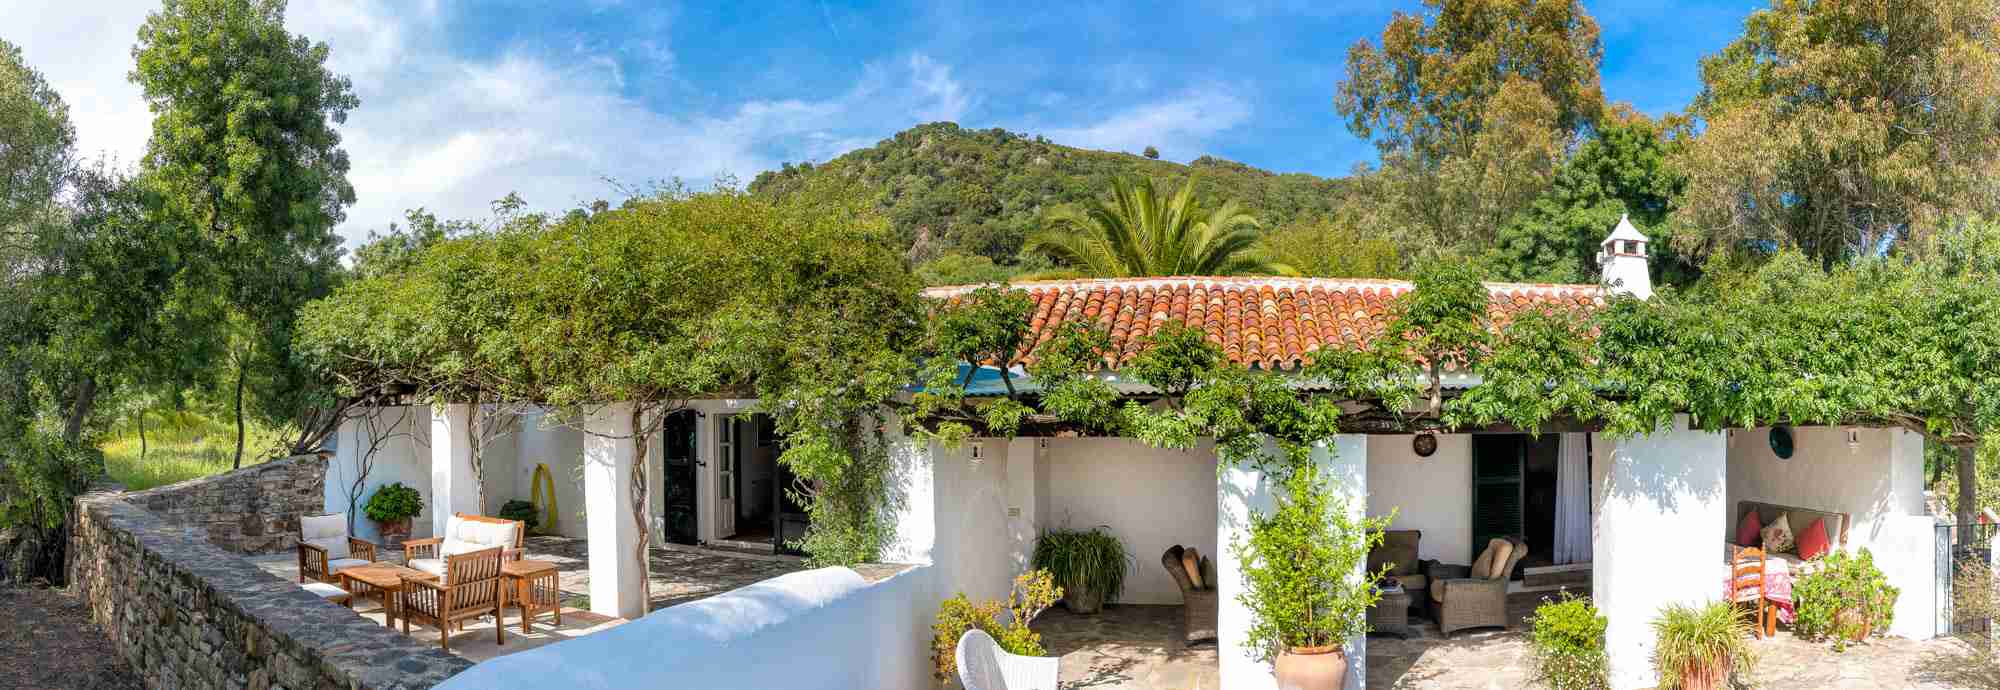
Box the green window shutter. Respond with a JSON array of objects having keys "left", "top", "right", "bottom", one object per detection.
[{"left": 1471, "top": 440, "right": 1524, "bottom": 562}]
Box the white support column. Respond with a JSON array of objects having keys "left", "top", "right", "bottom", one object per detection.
[
  {"left": 1004, "top": 438, "right": 1040, "bottom": 574},
  {"left": 584, "top": 402, "right": 646, "bottom": 620},
  {"left": 1219, "top": 435, "right": 1368, "bottom": 690},
  {"left": 1593, "top": 415, "right": 1726, "bottom": 690},
  {"left": 429, "top": 403, "right": 479, "bottom": 538}
]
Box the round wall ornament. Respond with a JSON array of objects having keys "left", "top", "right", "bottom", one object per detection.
[
  {"left": 1412, "top": 432, "right": 1438, "bottom": 458},
  {"left": 1769, "top": 426, "right": 1795, "bottom": 460}
]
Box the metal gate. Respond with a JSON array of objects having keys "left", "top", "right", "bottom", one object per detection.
[{"left": 1939, "top": 522, "right": 1999, "bottom": 635}]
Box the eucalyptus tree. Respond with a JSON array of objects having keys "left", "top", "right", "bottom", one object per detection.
[
  {"left": 1027, "top": 176, "right": 1272, "bottom": 277},
  {"left": 1675, "top": 0, "right": 2000, "bottom": 267},
  {"left": 131, "top": 0, "right": 358, "bottom": 465}
]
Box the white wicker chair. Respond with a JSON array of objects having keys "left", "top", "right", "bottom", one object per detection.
[{"left": 957, "top": 629, "right": 1058, "bottom": 690}]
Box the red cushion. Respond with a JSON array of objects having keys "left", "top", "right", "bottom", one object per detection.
[
  {"left": 1797, "top": 517, "right": 1831, "bottom": 560},
  {"left": 1735, "top": 509, "right": 1762, "bottom": 547}
]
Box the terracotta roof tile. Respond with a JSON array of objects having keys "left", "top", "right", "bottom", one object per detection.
[{"left": 928, "top": 276, "right": 1606, "bottom": 371}]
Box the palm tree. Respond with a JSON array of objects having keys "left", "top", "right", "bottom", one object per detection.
[{"left": 1027, "top": 176, "right": 1275, "bottom": 277}]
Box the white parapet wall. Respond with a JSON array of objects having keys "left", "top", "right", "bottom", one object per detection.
[
  {"left": 435, "top": 565, "right": 938, "bottom": 690},
  {"left": 1593, "top": 415, "right": 1727, "bottom": 690}
]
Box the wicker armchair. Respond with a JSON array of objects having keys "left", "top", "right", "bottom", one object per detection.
[
  {"left": 1161, "top": 545, "right": 1217, "bottom": 644},
  {"left": 297, "top": 513, "right": 378, "bottom": 584},
  {"left": 1431, "top": 536, "right": 1527, "bottom": 636},
  {"left": 401, "top": 546, "right": 506, "bottom": 652},
  {"left": 404, "top": 513, "right": 524, "bottom": 579}
]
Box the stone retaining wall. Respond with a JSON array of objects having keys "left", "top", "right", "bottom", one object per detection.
[
  {"left": 69, "top": 477, "right": 473, "bottom": 689},
  {"left": 127, "top": 453, "right": 330, "bottom": 555}
]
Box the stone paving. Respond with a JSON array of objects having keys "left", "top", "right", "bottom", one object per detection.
[
  {"left": 250, "top": 534, "right": 809, "bottom": 663},
  {"left": 1034, "top": 604, "right": 1992, "bottom": 690}
]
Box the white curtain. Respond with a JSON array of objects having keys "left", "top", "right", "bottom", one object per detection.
[{"left": 1554, "top": 432, "right": 1592, "bottom": 564}]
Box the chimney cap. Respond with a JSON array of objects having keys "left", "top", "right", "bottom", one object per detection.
[{"left": 1603, "top": 213, "right": 1649, "bottom": 246}]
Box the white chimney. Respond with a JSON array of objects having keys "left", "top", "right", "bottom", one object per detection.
[{"left": 1597, "top": 214, "right": 1652, "bottom": 300}]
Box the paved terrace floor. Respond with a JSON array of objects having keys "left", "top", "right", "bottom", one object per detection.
[
  {"left": 1034, "top": 602, "right": 1986, "bottom": 690},
  {"left": 250, "top": 535, "right": 807, "bottom": 663}
]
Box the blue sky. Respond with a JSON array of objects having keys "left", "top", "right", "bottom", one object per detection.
[{"left": 6, "top": 0, "right": 1756, "bottom": 247}]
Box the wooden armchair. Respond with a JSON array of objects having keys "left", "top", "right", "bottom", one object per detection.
[
  {"left": 405, "top": 512, "right": 524, "bottom": 579},
  {"left": 298, "top": 513, "right": 379, "bottom": 584},
  {"left": 401, "top": 546, "right": 506, "bottom": 652}
]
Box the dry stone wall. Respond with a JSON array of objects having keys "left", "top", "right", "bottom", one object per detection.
[
  {"left": 68, "top": 460, "right": 473, "bottom": 689},
  {"left": 127, "top": 454, "right": 329, "bottom": 554}
]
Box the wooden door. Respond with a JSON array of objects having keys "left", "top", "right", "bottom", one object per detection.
[
  {"left": 716, "top": 414, "right": 738, "bottom": 538},
  {"left": 1471, "top": 435, "right": 1525, "bottom": 565}
]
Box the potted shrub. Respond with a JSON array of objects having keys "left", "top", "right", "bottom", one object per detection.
[
  {"left": 930, "top": 569, "right": 1061, "bottom": 687},
  {"left": 499, "top": 499, "right": 542, "bottom": 534},
  {"left": 1527, "top": 592, "right": 1609, "bottom": 690},
  {"left": 1793, "top": 548, "right": 1898, "bottom": 650},
  {"left": 363, "top": 482, "right": 423, "bottom": 547},
  {"left": 1233, "top": 462, "right": 1390, "bottom": 690},
  {"left": 1650, "top": 601, "right": 1756, "bottom": 690},
  {"left": 1031, "top": 525, "right": 1131, "bottom": 614}
]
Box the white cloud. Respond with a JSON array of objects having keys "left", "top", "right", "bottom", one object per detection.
[
  {"left": 1042, "top": 88, "right": 1252, "bottom": 161},
  {"left": 2, "top": 1, "right": 972, "bottom": 250}
]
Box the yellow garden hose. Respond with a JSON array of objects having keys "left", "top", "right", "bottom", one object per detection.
[{"left": 530, "top": 463, "right": 558, "bottom": 533}]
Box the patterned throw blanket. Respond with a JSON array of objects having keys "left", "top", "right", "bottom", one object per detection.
[{"left": 1725, "top": 557, "right": 1798, "bottom": 624}]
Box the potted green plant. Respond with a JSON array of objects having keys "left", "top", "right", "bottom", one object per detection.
[
  {"left": 1650, "top": 601, "right": 1756, "bottom": 690},
  {"left": 1031, "top": 525, "right": 1131, "bottom": 614},
  {"left": 1792, "top": 548, "right": 1898, "bottom": 650},
  {"left": 1233, "top": 462, "right": 1390, "bottom": 690},
  {"left": 1527, "top": 592, "right": 1609, "bottom": 690},
  {"left": 499, "top": 499, "right": 542, "bottom": 534},
  {"left": 363, "top": 482, "right": 424, "bottom": 547}
]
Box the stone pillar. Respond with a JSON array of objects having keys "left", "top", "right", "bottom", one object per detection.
[
  {"left": 584, "top": 402, "right": 646, "bottom": 619},
  {"left": 1593, "top": 414, "right": 1726, "bottom": 690},
  {"left": 429, "top": 403, "right": 480, "bottom": 538},
  {"left": 1218, "top": 435, "right": 1368, "bottom": 690}
]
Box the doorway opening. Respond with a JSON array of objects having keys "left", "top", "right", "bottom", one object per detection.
[
  {"left": 711, "top": 413, "right": 807, "bottom": 556},
  {"left": 1471, "top": 434, "right": 1565, "bottom": 577}
]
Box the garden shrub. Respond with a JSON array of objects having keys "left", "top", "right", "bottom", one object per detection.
[
  {"left": 1650, "top": 601, "right": 1756, "bottom": 690},
  {"left": 362, "top": 482, "right": 424, "bottom": 523},
  {"left": 498, "top": 499, "right": 540, "bottom": 532},
  {"left": 929, "top": 570, "right": 1060, "bottom": 686},
  {"left": 1527, "top": 592, "right": 1609, "bottom": 690},
  {"left": 1793, "top": 548, "right": 1897, "bottom": 650}
]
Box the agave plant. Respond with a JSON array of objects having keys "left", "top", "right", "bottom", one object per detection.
[{"left": 1028, "top": 176, "right": 1274, "bottom": 277}]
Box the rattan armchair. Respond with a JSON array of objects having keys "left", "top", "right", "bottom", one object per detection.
[
  {"left": 1162, "top": 545, "right": 1217, "bottom": 644},
  {"left": 401, "top": 546, "right": 506, "bottom": 652},
  {"left": 297, "top": 513, "right": 379, "bottom": 584},
  {"left": 1432, "top": 536, "right": 1527, "bottom": 636}
]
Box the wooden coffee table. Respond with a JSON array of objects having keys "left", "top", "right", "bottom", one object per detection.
[
  {"left": 502, "top": 560, "right": 562, "bottom": 633},
  {"left": 339, "top": 563, "right": 435, "bottom": 627}
]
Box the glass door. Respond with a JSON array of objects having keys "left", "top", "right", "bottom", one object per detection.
[{"left": 716, "top": 414, "right": 738, "bottom": 538}]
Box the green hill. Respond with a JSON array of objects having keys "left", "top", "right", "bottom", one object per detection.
[{"left": 748, "top": 122, "right": 1350, "bottom": 283}]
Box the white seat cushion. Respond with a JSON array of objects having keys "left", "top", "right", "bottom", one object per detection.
[
  {"left": 301, "top": 514, "right": 350, "bottom": 559},
  {"left": 441, "top": 516, "right": 515, "bottom": 556},
  {"left": 302, "top": 582, "right": 349, "bottom": 600},
  {"left": 328, "top": 558, "right": 370, "bottom": 573},
  {"left": 409, "top": 558, "right": 446, "bottom": 578}
]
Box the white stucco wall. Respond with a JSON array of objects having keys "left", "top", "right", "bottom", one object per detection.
[
  {"left": 1593, "top": 416, "right": 1727, "bottom": 690},
  {"left": 324, "top": 406, "right": 434, "bottom": 543},
  {"left": 1219, "top": 436, "right": 1368, "bottom": 690},
  {"left": 1041, "top": 438, "right": 1218, "bottom": 605},
  {"left": 1726, "top": 426, "right": 1927, "bottom": 550},
  {"left": 508, "top": 409, "right": 589, "bottom": 539},
  {"left": 436, "top": 565, "right": 937, "bottom": 690},
  {"left": 1367, "top": 433, "right": 1473, "bottom": 565},
  {"left": 925, "top": 440, "right": 1027, "bottom": 604},
  {"left": 1726, "top": 425, "right": 1935, "bottom": 639}
]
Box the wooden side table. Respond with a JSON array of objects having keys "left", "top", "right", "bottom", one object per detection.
[
  {"left": 502, "top": 560, "right": 562, "bottom": 633},
  {"left": 339, "top": 563, "right": 434, "bottom": 628}
]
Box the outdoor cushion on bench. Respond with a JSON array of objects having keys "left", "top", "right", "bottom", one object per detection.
[{"left": 407, "top": 513, "right": 523, "bottom": 577}]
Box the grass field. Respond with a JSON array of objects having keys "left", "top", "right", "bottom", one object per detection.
[{"left": 99, "top": 409, "right": 289, "bottom": 491}]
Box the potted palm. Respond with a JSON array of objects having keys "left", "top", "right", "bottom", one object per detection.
[
  {"left": 1233, "top": 462, "right": 1390, "bottom": 690},
  {"left": 363, "top": 482, "right": 424, "bottom": 547},
  {"left": 1031, "top": 525, "right": 1131, "bottom": 614}
]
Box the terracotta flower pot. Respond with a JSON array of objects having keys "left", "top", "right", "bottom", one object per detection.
[
  {"left": 1275, "top": 645, "right": 1347, "bottom": 690},
  {"left": 1835, "top": 608, "right": 1872, "bottom": 641},
  {"left": 376, "top": 517, "right": 411, "bottom": 548},
  {"left": 1676, "top": 659, "right": 1731, "bottom": 690}
]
